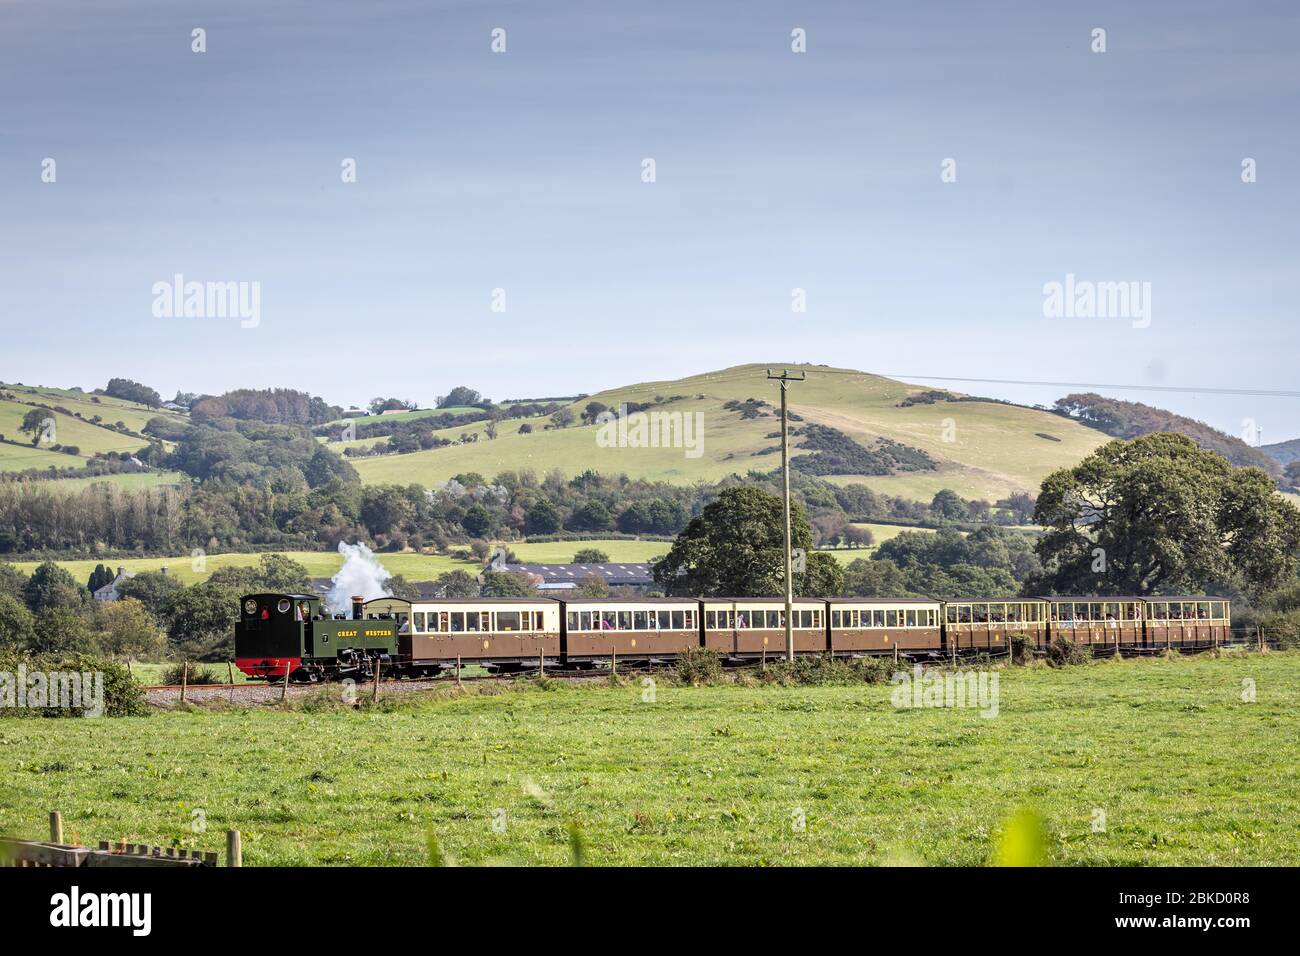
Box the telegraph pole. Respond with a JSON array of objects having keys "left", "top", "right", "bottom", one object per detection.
[{"left": 767, "top": 368, "right": 805, "bottom": 662}]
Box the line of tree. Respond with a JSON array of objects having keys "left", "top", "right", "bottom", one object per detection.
[
  {"left": 103, "top": 378, "right": 162, "bottom": 408},
  {"left": 1053, "top": 392, "right": 1281, "bottom": 480}
]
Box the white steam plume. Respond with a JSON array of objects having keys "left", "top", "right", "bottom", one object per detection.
[{"left": 325, "top": 541, "right": 393, "bottom": 616}]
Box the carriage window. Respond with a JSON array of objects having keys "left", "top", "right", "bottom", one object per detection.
[
  {"left": 885, "top": 610, "right": 898, "bottom": 627},
  {"left": 465, "top": 611, "right": 481, "bottom": 631},
  {"left": 684, "top": 610, "right": 694, "bottom": 628},
  {"left": 903, "top": 609, "right": 915, "bottom": 627},
  {"left": 928, "top": 609, "right": 937, "bottom": 626},
  {"left": 871, "top": 609, "right": 883, "bottom": 627},
  {"left": 946, "top": 606, "right": 958, "bottom": 623},
  {"left": 1006, "top": 604, "right": 1021, "bottom": 623},
  {"left": 601, "top": 612, "right": 617, "bottom": 630},
  {"left": 656, "top": 610, "right": 669, "bottom": 629},
  {"left": 413, "top": 612, "right": 425, "bottom": 632},
  {"left": 631, "top": 610, "right": 647, "bottom": 629},
  {"left": 496, "top": 611, "right": 521, "bottom": 631},
  {"left": 567, "top": 612, "right": 578, "bottom": 630},
  {"left": 831, "top": 610, "right": 841, "bottom": 628},
  {"left": 614, "top": 611, "right": 629, "bottom": 630},
  {"left": 706, "top": 611, "right": 718, "bottom": 629},
  {"left": 671, "top": 611, "right": 685, "bottom": 629}
]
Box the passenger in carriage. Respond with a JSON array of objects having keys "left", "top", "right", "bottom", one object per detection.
[
  {"left": 601, "top": 613, "right": 615, "bottom": 630},
  {"left": 736, "top": 613, "right": 748, "bottom": 628}
]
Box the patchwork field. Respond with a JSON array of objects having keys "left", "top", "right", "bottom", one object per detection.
[
  {"left": 0, "top": 383, "right": 180, "bottom": 476},
  {"left": 1, "top": 653, "right": 1294, "bottom": 866},
  {"left": 340, "top": 365, "right": 1107, "bottom": 503}
]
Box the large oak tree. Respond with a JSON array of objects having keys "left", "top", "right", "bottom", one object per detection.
[
  {"left": 1034, "top": 433, "right": 1300, "bottom": 599},
  {"left": 652, "top": 486, "right": 844, "bottom": 597}
]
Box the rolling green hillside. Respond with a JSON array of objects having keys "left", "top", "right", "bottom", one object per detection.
[
  {"left": 343, "top": 365, "right": 1108, "bottom": 503},
  {"left": 0, "top": 383, "right": 186, "bottom": 489}
]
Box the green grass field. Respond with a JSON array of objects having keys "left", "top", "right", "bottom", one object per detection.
[
  {"left": 338, "top": 365, "right": 1107, "bottom": 503},
  {"left": 506, "top": 540, "right": 669, "bottom": 564},
  {"left": 2, "top": 653, "right": 1294, "bottom": 866},
  {"left": 818, "top": 522, "right": 940, "bottom": 563},
  {"left": 1, "top": 540, "right": 664, "bottom": 586}
]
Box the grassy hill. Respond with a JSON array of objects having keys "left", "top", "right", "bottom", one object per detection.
[
  {"left": 1263, "top": 438, "right": 1300, "bottom": 467},
  {"left": 342, "top": 365, "right": 1108, "bottom": 503},
  {"left": 0, "top": 383, "right": 186, "bottom": 486}
]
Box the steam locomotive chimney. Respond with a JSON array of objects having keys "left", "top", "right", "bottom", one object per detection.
[{"left": 351, "top": 596, "right": 364, "bottom": 620}]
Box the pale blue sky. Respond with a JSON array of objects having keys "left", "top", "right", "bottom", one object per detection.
[{"left": 2, "top": 0, "right": 1297, "bottom": 440}]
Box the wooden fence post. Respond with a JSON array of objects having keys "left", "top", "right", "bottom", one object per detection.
[
  {"left": 611, "top": 645, "right": 617, "bottom": 676},
  {"left": 180, "top": 661, "right": 188, "bottom": 703},
  {"left": 539, "top": 647, "right": 544, "bottom": 677},
  {"left": 228, "top": 661, "right": 236, "bottom": 703},
  {"left": 456, "top": 654, "right": 462, "bottom": 688},
  {"left": 226, "top": 830, "right": 242, "bottom": 867},
  {"left": 281, "top": 663, "right": 290, "bottom": 702},
  {"left": 49, "top": 810, "right": 63, "bottom": 844},
  {"left": 372, "top": 657, "right": 381, "bottom": 701},
  {"left": 126, "top": 657, "right": 133, "bottom": 678}
]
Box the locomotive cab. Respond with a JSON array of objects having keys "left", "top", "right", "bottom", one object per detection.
[{"left": 234, "top": 592, "right": 319, "bottom": 680}]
